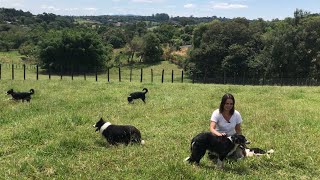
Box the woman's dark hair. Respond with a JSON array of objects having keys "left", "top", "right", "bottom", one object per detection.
[{"left": 219, "top": 93, "right": 235, "bottom": 115}]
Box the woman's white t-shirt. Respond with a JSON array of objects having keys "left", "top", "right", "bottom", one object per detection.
[{"left": 210, "top": 109, "right": 242, "bottom": 136}]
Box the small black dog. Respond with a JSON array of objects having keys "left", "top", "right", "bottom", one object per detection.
[
  {"left": 128, "top": 88, "right": 148, "bottom": 103},
  {"left": 6, "top": 89, "right": 35, "bottom": 102},
  {"left": 185, "top": 132, "right": 249, "bottom": 168},
  {"left": 93, "top": 118, "right": 145, "bottom": 145}
]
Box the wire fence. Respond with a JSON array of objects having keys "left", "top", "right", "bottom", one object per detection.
[
  {"left": 0, "top": 63, "right": 189, "bottom": 83},
  {"left": 0, "top": 63, "right": 319, "bottom": 86}
]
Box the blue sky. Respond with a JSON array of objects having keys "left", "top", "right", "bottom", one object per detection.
[{"left": 1, "top": 0, "right": 320, "bottom": 20}]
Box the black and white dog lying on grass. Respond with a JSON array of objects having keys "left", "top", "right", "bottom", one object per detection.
[
  {"left": 6, "top": 88, "right": 35, "bottom": 102},
  {"left": 127, "top": 88, "right": 148, "bottom": 103},
  {"left": 185, "top": 132, "right": 250, "bottom": 168},
  {"left": 93, "top": 118, "right": 145, "bottom": 146}
]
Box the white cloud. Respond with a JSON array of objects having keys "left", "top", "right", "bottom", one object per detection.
[
  {"left": 131, "top": 0, "right": 153, "bottom": 3},
  {"left": 41, "top": 5, "right": 60, "bottom": 11},
  {"left": 184, "top": 4, "right": 196, "bottom": 8},
  {"left": 64, "top": 8, "right": 79, "bottom": 11},
  {"left": 84, "top": 7, "right": 98, "bottom": 11},
  {"left": 131, "top": 0, "right": 165, "bottom": 3},
  {"left": 0, "top": 0, "right": 24, "bottom": 8},
  {"left": 212, "top": 3, "right": 248, "bottom": 9}
]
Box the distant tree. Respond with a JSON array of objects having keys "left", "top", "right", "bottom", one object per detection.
[
  {"left": 125, "top": 36, "right": 143, "bottom": 63},
  {"left": 38, "top": 29, "right": 112, "bottom": 72},
  {"left": 153, "top": 23, "right": 179, "bottom": 44},
  {"left": 141, "top": 32, "right": 163, "bottom": 63},
  {"left": 153, "top": 13, "right": 170, "bottom": 22}
]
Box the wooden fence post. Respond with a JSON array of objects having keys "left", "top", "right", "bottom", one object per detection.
[
  {"left": 181, "top": 70, "right": 183, "bottom": 83},
  {"left": 161, "top": 69, "right": 164, "bottom": 83},
  {"left": 36, "top": 65, "right": 39, "bottom": 80},
  {"left": 171, "top": 70, "right": 174, "bottom": 83},
  {"left": 12, "top": 64, "right": 14, "bottom": 80},
  {"left": 140, "top": 68, "right": 143, "bottom": 82},
  {"left": 107, "top": 68, "right": 110, "bottom": 82},
  {"left": 151, "top": 69, "right": 153, "bottom": 83},
  {"left": 23, "top": 64, "right": 26, "bottom": 80},
  {"left": 49, "top": 66, "right": 51, "bottom": 80},
  {"left": 95, "top": 67, "right": 98, "bottom": 82},
  {"left": 71, "top": 66, "right": 74, "bottom": 80},
  {"left": 60, "top": 66, "right": 63, "bottom": 80},
  {"left": 118, "top": 67, "right": 121, "bottom": 82},
  {"left": 130, "top": 68, "right": 132, "bottom": 82},
  {"left": 192, "top": 71, "right": 195, "bottom": 84}
]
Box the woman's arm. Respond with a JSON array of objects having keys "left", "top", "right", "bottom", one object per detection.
[
  {"left": 210, "top": 121, "right": 226, "bottom": 136},
  {"left": 235, "top": 123, "right": 242, "bottom": 134}
]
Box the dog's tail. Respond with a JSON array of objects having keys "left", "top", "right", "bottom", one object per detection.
[
  {"left": 30, "top": 89, "right": 35, "bottom": 94},
  {"left": 143, "top": 88, "right": 148, "bottom": 94}
]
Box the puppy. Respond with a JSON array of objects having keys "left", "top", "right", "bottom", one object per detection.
[
  {"left": 7, "top": 89, "right": 35, "bottom": 102},
  {"left": 93, "top": 118, "right": 145, "bottom": 145},
  {"left": 128, "top": 88, "right": 148, "bottom": 103},
  {"left": 185, "top": 132, "right": 249, "bottom": 168}
]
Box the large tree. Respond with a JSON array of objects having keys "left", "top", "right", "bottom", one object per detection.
[
  {"left": 38, "top": 28, "right": 112, "bottom": 72},
  {"left": 141, "top": 32, "right": 163, "bottom": 63}
]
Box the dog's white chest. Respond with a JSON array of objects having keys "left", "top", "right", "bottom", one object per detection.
[{"left": 100, "top": 122, "right": 111, "bottom": 134}]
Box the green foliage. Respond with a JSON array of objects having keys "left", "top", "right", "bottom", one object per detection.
[
  {"left": 2, "top": 7, "right": 320, "bottom": 81},
  {"left": 38, "top": 29, "right": 112, "bottom": 72},
  {"left": 141, "top": 32, "right": 163, "bottom": 63}
]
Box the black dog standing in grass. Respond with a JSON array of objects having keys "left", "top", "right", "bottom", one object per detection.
[
  {"left": 127, "top": 88, "right": 148, "bottom": 103},
  {"left": 6, "top": 89, "right": 35, "bottom": 102},
  {"left": 93, "top": 118, "right": 145, "bottom": 145}
]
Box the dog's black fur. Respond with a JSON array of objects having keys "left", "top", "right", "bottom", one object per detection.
[
  {"left": 6, "top": 89, "right": 35, "bottom": 102},
  {"left": 93, "top": 118, "right": 145, "bottom": 145},
  {"left": 185, "top": 132, "right": 249, "bottom": 167},
  {"left": 128, "top": 88, "right": 148, "bottom": 103}
]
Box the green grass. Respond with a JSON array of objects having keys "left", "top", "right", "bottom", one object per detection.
[
  {"left": 0, "top": 51, "right": 28, "bottom": 64},
  {"left": 0, "top": 79, "right": 320, "bottom": 179}
]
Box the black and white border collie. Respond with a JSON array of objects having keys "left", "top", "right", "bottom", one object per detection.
[
  {"left": 127, "top": 88, "right": 148, "bottom": 103},
  {"left": 93, "top": 118, "right": 145, "bottom": 145},
  {"left": 185, "top": 132, "right": 249, "bottom": 168},
  {"left": 6, "top": 89, "right": 35, "bottom": 102}
]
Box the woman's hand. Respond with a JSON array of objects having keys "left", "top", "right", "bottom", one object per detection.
[{"left": 217, "top": 132, "right": 226, "bottom": 136}]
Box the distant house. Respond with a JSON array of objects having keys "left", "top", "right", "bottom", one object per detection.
[{"left": 114, "top": 22, "right": 122, "bottom": 27}]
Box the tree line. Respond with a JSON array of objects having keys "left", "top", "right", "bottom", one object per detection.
[{"left": 1, "top": 8, "right": 320, "bottom": 82}]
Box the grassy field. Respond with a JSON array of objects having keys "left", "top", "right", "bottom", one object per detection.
[
  {"left": 0, "top": 57, "right": 189, "bottom": 83},
  {"left": 0, "top": 79, "right": 319, "bottom": 179}
]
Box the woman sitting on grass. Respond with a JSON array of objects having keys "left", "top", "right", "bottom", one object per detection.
[{"left": 209, "top": 93, "right": 244, "bottom": 160}]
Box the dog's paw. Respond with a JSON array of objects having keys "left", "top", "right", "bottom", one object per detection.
[
  {"left": 141, "top": 140, "right": 145, "bottom": 145},
  {"left": 184, "top": 157, "right": 190, "bottom": 163},
  {"left": 267, "top": 149, "right": 274, "bottom": 154}
]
